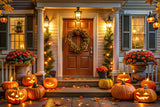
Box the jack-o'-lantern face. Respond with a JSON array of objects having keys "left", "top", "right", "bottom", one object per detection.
[
  {"left": 5, "top": 88, "right": 27, "bottom": 104},
  {"left": 134, "top": 92, "right": 149, "bottom": 101},
  {"left": 134, "top": 86, "right": 157, "bottom": 103},
  {"left": 22, "top": 75, "right": 37, "bottom": 86},
  {"left": 116, "top": 72, "right": 131, "bottom": 83},
  {"left": 43, "top": 78, "right": 57, "bottom": 89}
]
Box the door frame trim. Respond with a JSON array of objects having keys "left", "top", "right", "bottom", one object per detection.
[{"left": 58, "top": 12, "right": 98, "bottom": 77}]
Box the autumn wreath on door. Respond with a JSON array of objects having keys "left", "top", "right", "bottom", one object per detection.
[{"left": 65, "top": 28, "right": 90, "bottom": 54}]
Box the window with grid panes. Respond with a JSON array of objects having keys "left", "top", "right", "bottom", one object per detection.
[
  {"left": 10, "top": 17, "right": 25, "bottom": 49},
  {"left": 131, "top": 16, "right": 145, "bottom": 49}
]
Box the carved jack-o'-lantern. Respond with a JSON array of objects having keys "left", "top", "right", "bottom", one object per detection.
[
  {"left": 116, "top": 72, "right": 132, "bottom": 83},
  {"left": 5, "top": 87, "right": 27, "bottom": 104},
  {"left": 22, "top": 74, "right": 37, "bottom": 86},
  {"left": 141, "top": 78, "right": 156, "bottom": 90},
  {"left": 43, "top": 78, "right": 57, "bottom": 89},
  {"left": 134, "top": 85, "right": 157, "bottom": 103},
  {"left": 2, "top": 77, "right": 19, "bottom": 91}
]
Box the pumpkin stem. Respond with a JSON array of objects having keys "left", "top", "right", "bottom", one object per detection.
[
  {"left": 32, "top": 82, "right": 38, "bottom": 88},
  {"left": 17, "top": 87, "right": 19, "bottom": 90},
  {"left": 27, "top": 71, "right": 31, "bottom": 75},
  {"left": 105, "top": 76, "right": 108, "bottom": 79},
  {"left": 118, "top": 79, "right": 126, "bottom": 85},
  {"left": 144, "top": 84, "right": 148, "bottom": 89}
]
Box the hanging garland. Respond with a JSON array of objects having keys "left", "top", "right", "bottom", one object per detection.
[{"left": 65, "top": 28, "right": 90, "bottom": 54}]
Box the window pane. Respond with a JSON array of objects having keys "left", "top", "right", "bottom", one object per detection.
[
  {"left": 131, "top": 16, "right": 145, "bottom": 49},
  {"left": 10, "top": 17, "right": 25, "bottom": 49},
  {"left": 0, "top": 23, "right": 7, "bottom": 31}
]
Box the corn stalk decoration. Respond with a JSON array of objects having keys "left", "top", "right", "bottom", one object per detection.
[{"left": 0, "top": 0, "right": 14, "bottom": 15}]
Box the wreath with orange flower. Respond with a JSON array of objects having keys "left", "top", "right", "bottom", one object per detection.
[{"left": 65, "top": 28, "right": 90, "bottom": 54}]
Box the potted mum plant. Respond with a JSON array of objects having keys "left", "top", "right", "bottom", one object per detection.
[
  {"left": 96, "top": 66, "right": 108, "bottom": 78},
  {"left": 123, "top": 50, "right": 157, "bottom": 81},
  {"left": 5, "top": 50, "right": 35, "bottom": 80}
]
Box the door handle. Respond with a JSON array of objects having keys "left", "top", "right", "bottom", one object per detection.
[{"left": 90, "top": 47, "right": 93, "bottom": 57}]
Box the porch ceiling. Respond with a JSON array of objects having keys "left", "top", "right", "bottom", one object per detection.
[{"left": 36, "top": 0, "right": 127, "bottom": 9}]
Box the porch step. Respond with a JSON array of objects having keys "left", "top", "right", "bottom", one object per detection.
[
  {"left": 44, "top": 87, "right": 112, "bottom": 97},
  {"left": 57, "top": 78, "right": 99, "bottom": 87}
]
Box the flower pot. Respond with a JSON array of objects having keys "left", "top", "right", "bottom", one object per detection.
[
  {"left": 98, "top": 72, "right": 107, "bottom": 78},
  {"left": 130, "top": 63, "right": 147, "bottom": 73},
  {"left": 15, "top": 65, "right": 32, "bottom": 80}
]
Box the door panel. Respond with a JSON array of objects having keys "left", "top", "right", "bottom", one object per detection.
[{"left": 63, "top": 19, "right": 93, "bottom": 76}]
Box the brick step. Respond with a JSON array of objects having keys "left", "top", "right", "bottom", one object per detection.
[{"left": 45, "top": 87, "right": 112, "bottom": 97}]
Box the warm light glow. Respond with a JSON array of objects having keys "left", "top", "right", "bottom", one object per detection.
[
  {"left": 133, "top": 70, "right": 135, "bottom": 73},
  {"left": 8, "top": 104, "right": 11, "bottom": 107},
  {"left": 22, "top": 103, "right": 25, "bottom": 107},
  {"left": 135, "top": 37, "right": 139, "bottom": 41},
  {"left": 132, "top": 29, "right": 136, "bottom": 33},
  {"left": 48, "top": 57, "right": 51, "bottom": 61},
  {"left": 11, "top": 93, "right": 15, "bottom": 96},
  {"left": 19, "top": 92, "right": 22, "bottom": 95},
  {"left": 146, "top": 78, "right": 149, "bottom": 81},
  {"left": 20, "top": 44, "right": 24, "bottom": 49},
  {"left": 123, "top": 72, "right": 126, "bottom": 75},
  {"left": 10, "top": 77, "right": 13, "bottom": 82},
  {"left": 106, "top": 21, "right": 112, "bottom": 28},
  {"left": 44, "top": 23, "right": 49, "bottom": 28},
  {"left": 110, "top": 62, "right": 113, "bottom": 64},
  {"left": 75, "top": 7, "right": 82, "bottom": 22},
  {"left": 110, "top": 45, "right": 113, "bottom": 49},
  {"left": 45, "top": 61, "right": 48, "bottom": 65},
  {"left": 153, "top": 21, "right": 160, "bottom": 30},
  {"left": 44, "top": 51, "right": 47, "bottom": 55},
  {"left": 29, "top": 101, "right": 32, "bottom": 104},
  {"left": 147, "top": 17, "right": 155, "bottom": 23},
  {"left": 0, "top": 16, "right": 8, "bottom": 23},
  {"left": 106, "top": 53, "right": 110, "bottom": 57},
  {"left": 48, "top": 42, "right": 52, "bottom": 45}
]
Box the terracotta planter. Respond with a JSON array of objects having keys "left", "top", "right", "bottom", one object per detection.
[{"left": 15, "top": 65, "right": 32, "bottom": 80}]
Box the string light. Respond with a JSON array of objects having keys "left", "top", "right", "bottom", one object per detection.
[
  {"left": 48, "top": 42, "right": 52, "bottom": 45},
  {"left": 106, "top": 53, "right": 110, "bottom": 57},
  {"left": 44, "top": 51, "right": 47, "bottom": 55},
  {"left": 48, "top": 57, "right": 51, "bottom": 61},
  {"left": 45, "top": 61, "right": 48, "bottom": 65},
  {"left": 110, "top": 45, "right": 113, "bottom": 49}
]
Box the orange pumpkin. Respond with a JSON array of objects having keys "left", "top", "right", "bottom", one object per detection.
[
  {"left": 2, "top": 81, "right": 19, "bottom": 91},
  {"left": 22, "top": 74, "right": 37, "bottom": 86},
  {"left": 43, "top": 78, "right": 57, "bottom": 89},
  {"left": 5, "top": 87, "right": 27, "bottom": 104},
  {"left": 116, "top": 72, "right": 131, "bottom": 83},
  {"left": 111, "top": 79, "right": 136, "bottom": 100},
  {"left": 141, "top": 78, "right": 156, "bottom": 90},
  {"left": 27, "top": 83, "right": 45, "bottom": 100},
  {"left": 134, "top": 85, "right": 157, "bottom": 103}
]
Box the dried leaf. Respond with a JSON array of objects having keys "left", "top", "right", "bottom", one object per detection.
[
  {"left": 145, "top": 0, "right": 153, "bottom": 5},
  {"left": 111, "top": 102, "right": 118, "bottom": 105},
  {"left": 54, "top": 102, "right": 61, "bottom": 106},
  {"left": 79, "top": 96, "right": 83, "bottom": 99}
]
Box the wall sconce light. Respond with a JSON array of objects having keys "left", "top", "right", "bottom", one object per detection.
[
  {"left": 0, "top": 15, "right": 8, "bottom": 23},
  {"left": 44, "top": 15, "right": 49, "bottom": 28},
  {"left": 74, "top": 7, "right": 82, "bottom": 22},
  {"left": 147, "top": 12, "right": 155, "bottom": 23},
  {"left": 153, "top": 18, "right": 160, "bottom": 30},
  {"left": 106, "top": 16, "right": 113, "bottom": 28}
]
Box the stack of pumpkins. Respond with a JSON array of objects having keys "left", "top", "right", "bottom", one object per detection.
[
  {"left": 98, "top": 72, "right": 157, "bottom": 103},
  {"left": 2, "top": 73, "right": 58, "bottom": 105}
]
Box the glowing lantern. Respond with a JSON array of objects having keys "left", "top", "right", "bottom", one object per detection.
[
  {"left": 2, "top": 77, "right": 19, "bottom": 91},
  {"left": 22, "top": 74, "right": 37, "bottom": 86},
  {"left": 106, "top": 16, "right": 113, "bottom": 28},
  {"left": 153, "top": 18, "right": 160, "bottom": 30},
  {"left": 44, "top": 15, "right": 49, "bottom": 28},
  {"left": 147, "top": 12, "right": 154, "bottom": 23},
  {"left": 134, "top": 85, "right": 157, "bottom": 103},
  {"left": 43, "top": 78, "right": 57, "bottom": 89},
  {"left": 74, "top": 7, "right": 82, "bottom": 22},
  {"left": 5, "top": 87, "right": 27, "bottom": 104},
  {"left": 116, "top": 72, "right": 132, "bottom": 83},
  {"left": 0, "top": 15, "right": 8, "bottom": 23}
]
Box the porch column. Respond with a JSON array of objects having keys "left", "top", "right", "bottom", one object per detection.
[
  {"left": 37, "top": 8, "right": 45, "bottom": 75},
  {"left": 112, "top": 8, "right": 120, "bottom": 78}
]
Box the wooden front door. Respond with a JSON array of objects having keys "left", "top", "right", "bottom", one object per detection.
[{"left": 63, "top": 19, "right": 93, "bottom": 76}]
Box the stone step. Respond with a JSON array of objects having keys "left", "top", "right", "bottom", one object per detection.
[
  {"left": 45, "top": 87, "right": 112, "bottom": 97},
  {"left": 57, "top": 78, "right": 99, "bottom": 87}
]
